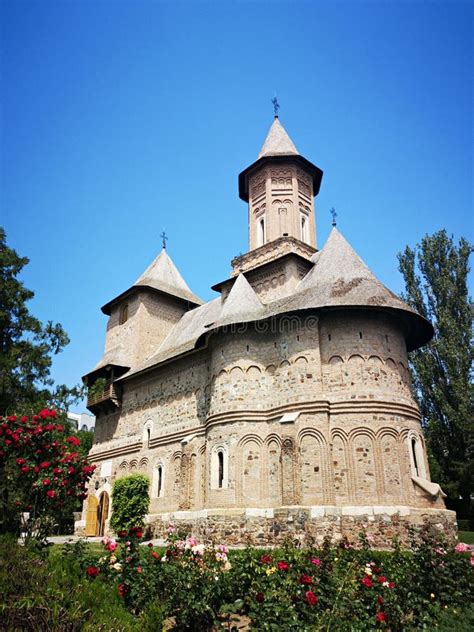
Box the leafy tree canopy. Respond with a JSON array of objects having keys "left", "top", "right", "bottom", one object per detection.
[
  {"left": 398, "top": 229, "right": 473, "bottom": 514},
  {"left": 0, "top": 227, "right": 83, "bottom": 415}
]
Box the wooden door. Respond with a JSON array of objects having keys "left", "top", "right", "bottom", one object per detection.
[
  {"left": 85, "top": 495, "right": 98, "bottom": 536},
  {"left": 97, "top": 492, "right": 109, "bottom": 536}
]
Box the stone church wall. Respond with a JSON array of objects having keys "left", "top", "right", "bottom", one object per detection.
[{"left": 83, "top": 309, "right": 456, "bottom": 546}]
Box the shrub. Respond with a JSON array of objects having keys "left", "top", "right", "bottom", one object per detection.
[
  {"left": 110, "top": 474, "right": 150, "bottom": 533},
  {"left": 0, "top": 409, "right": 95, "bottom": 544}
]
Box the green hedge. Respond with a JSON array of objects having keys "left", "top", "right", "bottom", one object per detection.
[{"left": 110, "top": 474, "right": 150, "bottom": 533}]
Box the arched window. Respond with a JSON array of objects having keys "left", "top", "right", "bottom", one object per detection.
[
  {"left": 153, "top": 462, "right": 164, "bottom": 498},
  {"left": 211, "top": 445, "right": 228, "bottom": 490},
  {"left": 143, "top": 421, "right": 153, "bottom": 448},
  {"left": 411, "top": 438, "right": 419, "bottom": 476},
  {"left": 301, "top": 214, "right": 308, "bottom": 242},
  {"left": 257, "top": 217, "right": 266, "bottom": 247},
  {"left": 218, "top": 451, "right": 224, "bottom": 489},
  {"left": 157, "top": 465, "right": 163, "bottom": 497}
]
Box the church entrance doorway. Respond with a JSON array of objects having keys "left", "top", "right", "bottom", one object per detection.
[
  {"left": 85, "top": 495, "right": 98, "bottom": 536},
  {"left": 97, "top": 491, "right": 109, "bottom": 536}
]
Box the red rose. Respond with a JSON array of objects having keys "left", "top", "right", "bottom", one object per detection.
[
  {"left": 255, "top": 592, "right": 265, "bottom": 603},
  {"left": 260, "top": 554, "right": 272, "bottom": 564},
  {"left": 277, "top": 561, "right": 289, "bottom": 571},
  {"left": 86, "top": 566, "right": 99, "bottom": 577},
  {"left": 46, "top": 490, "right": 56, "bottom": 498},
  {"left": 68, "top": 466, "right": 75, "bottom": 474},
  {"left": 21, "top": 465, "right": 29, "bottom": 473},
  {"left": 16, "top": 458, "right": 26, "bottom": 465},
  {"left": 56, "top": 424, "right": 64, "bottom": 432},
  {"left": 20, "top": 416, "right": 28, "bottom": 423},
  {"left": 361, "top": 576, "right": 373, "bottom": 588},
  {"left": 32, "top": 415, "right": 39, "bottom": 421},
  {"left": 40, "top": 461, "right": 50, "bottom": 469},
  {"left": 118, "top": 530, "right": 127, "bottom": 538},
  {"left": 135, "top": 530, "right": 143, "bottom": 539},
  {"left": 151, "top": 551, "right": 159, "bottom": 559},
  {"left": 305, "top": 590, "right": 318, "bottom": 606},
  {"left": 7, "top": 415, "right": 17, "bottom": 422},
  {"left": 137, "top": 566, "right": 142, "bottom": 573},
  {"left": 118, "top": 583, "right": 126, "bottom": 597},
  {"left": 53, "top": 467, "right": 61, "bottom": 475},
  {"left": 378, "top": 596, "right": 384, "bottom": 605},
  {"left": 300, "top": 574, "right": 313, "bottom": 585},
  {"left": 376, "top": 612, "right": 387, "bottom": 622},
  {"left": 388, "top": 582, "right": 395, "bottom": 589},
  {"left": 377, "top": 576, "right": 387, "bottom": 584},
  {"left": 42, "top": 478, "right": 51, "bottom": 486},
  {"left": 34, "top": 466, "right": 40, "bottom": 473}
]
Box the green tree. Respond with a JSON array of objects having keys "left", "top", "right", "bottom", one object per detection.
[
  {"left": 0, "top": 227, "right": 83, "bottom": 414},
  {"left": 398, "top": 230, "right": 473, "bottom": 517}
]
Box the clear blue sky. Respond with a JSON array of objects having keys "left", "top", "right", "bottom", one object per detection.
[{"left": 1, "top": 0, "right": 472, "bottom": 412}]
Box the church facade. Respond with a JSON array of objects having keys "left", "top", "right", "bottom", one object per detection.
[{"left": 76, "top": 117, "right": 456, "bottom": 545}]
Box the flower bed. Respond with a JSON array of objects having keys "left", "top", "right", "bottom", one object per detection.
[
  {"left": 73, "top": 525, "right": 473, "bottom": 631},
  {"left": 1, "top": 526, "right": 472, "bottom": 631}
]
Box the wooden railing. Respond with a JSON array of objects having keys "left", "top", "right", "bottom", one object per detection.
[{"left": 87, "top": 379, "right": 120, "bottom": 408}]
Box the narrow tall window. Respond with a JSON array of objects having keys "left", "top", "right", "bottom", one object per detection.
[
  {"left": 258, "top": 217, "right": 266, "bottom": 246},
  {"left": 301, "top": 215, "right": 308, "bottom": 242},
  {"left": 119, "top": 303, "right": 128, "bottom": 325},
  {"left": 157, "top": 465, "right": 163, "bottom": 497},
  {"left": 411, "top": 438, "right": 419, "bottom": 476},
  {"left": 147, "top": 427, "right": 151, "bottom": 448},
  {"left": 218, "top": 451, "right": 224, "bottom": 489}
]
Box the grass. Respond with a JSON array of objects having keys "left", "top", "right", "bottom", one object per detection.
[{"left": 458, "top": 530, "right": 474, "bottom": 544}]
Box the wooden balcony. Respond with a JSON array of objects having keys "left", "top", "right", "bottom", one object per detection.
[{"left": 87, "top": 379, "right": 122, "bottom": 413}]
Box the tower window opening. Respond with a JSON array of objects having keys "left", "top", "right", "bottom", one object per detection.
[
  {"left": 411, "top": 438, "right": 419, "bottom": 477},
  {"left": 217, "top": 451, "right": 224, "bottom": 489},
  {"left": 119, "top": 303, "right": 128, "bottom": 325},
  {"left": 257, "top": 217, "right": 266, "bottom": 246},
  {"left": 157, "top": 465, "right": 163, "bottom": 497},
  {"left": 246, "top": 345, "right": 250, "bottom": 352},
  {"left": 301, "top": 215, "right": 308, "bottom": 243},
  {"left": 147, "top": 427, "right": 151, "bottom": 448},
  {"left": 359, "top": 332, "right": 363, "bottom": 339},
  {"left": 328, "top": 334, "right": 332, "bottom": 341}
]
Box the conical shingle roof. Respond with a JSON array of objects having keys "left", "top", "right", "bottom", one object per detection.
[
  {"left": 220, "top": 273, "right": 264, "bottom": 322},
  {"left": 101, "top": 249, "right": 202, "bottom": 314},
  {"left": 134, "top": 249, "right": 202, "bottom": 305},
  {"left": 258, "top": 118, "right": 299, "bottom": 158},
  {"left": 275, "top": 227, "right": 433, "bottom": 350}
]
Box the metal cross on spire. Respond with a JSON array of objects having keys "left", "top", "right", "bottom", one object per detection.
[
  {"left": 330, "top": 207, "right": 338, "bottom": 227},
  {"left": 160, "top": 230, "right": 168, "bottom": 249},
  {"left": 271, "top": 95, "right": 280, "bottom": 118}
]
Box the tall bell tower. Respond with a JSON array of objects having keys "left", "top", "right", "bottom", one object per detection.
[{"left": 238, "top": 116, "right": 323, "bottom": 251}]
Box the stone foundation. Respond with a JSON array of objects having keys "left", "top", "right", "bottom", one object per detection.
[{"left": 147, "top": 505, "right": 457, "bottom": 548}]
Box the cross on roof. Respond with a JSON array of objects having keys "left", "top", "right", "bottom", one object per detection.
[
  {"left": 271, "top": 95, "right": 280, "bottom": 118},
  {"left": 330, "top": 207, "right": 337, "bottom": 227},
  {"left": 160, "top": 230, "right": 168, "bottom": 249}
]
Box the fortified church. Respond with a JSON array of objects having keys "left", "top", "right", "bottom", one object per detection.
[{"left": 77, "top": 116, "right": 455, "bottom": 544}]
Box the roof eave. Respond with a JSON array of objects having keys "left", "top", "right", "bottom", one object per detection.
[
  {"left": 101, "top": 284, "right": 202, "bottom": 315},
  {"left": 238, "top": 155, "right": 323, "bottom": 201}
]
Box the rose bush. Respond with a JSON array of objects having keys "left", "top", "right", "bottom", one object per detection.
[{"left": 0, "top": 409, "right": 95, "bottom": 543}]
